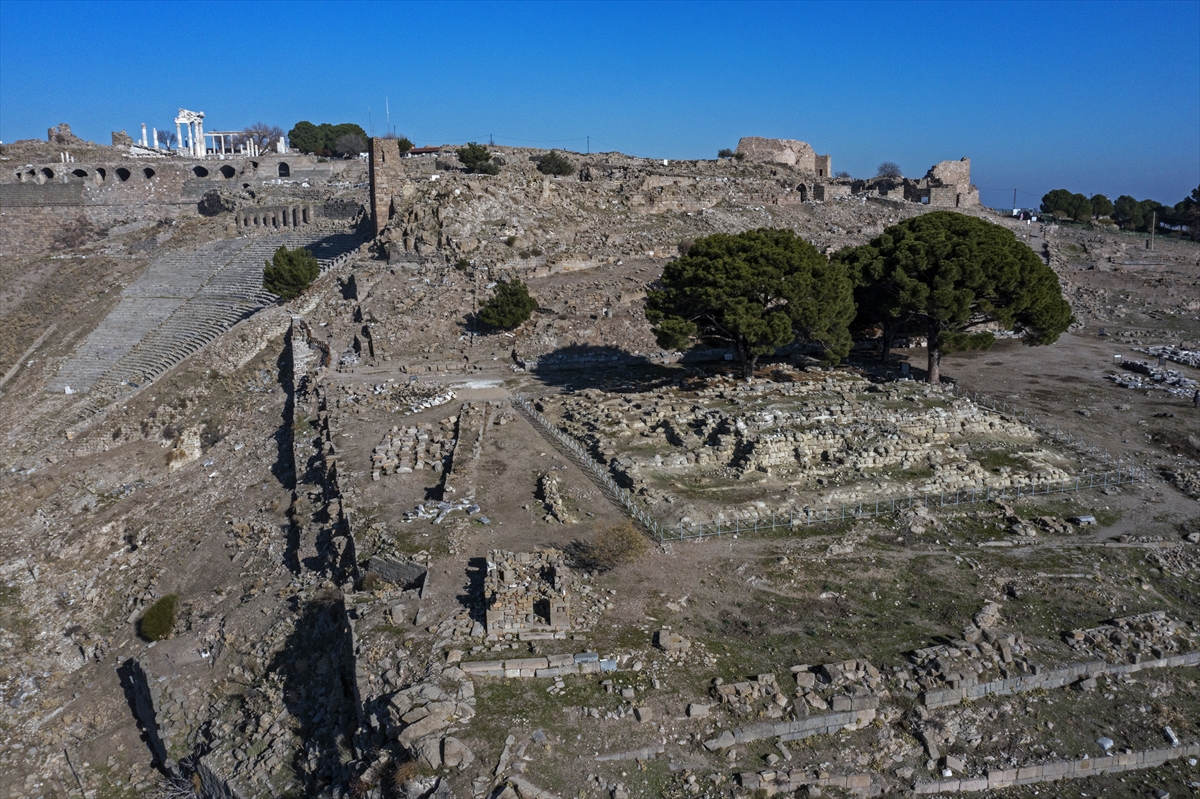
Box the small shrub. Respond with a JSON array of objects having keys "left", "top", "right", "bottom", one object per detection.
[
  {"left": 139, "top": 594, "right": 178, "bottom": 641},
  {"left": 566, "top": 521, "right": 648, "bottom": 572},
  {"left": 717, "top": 148, "right": 734, "bottom": 159},
  {"left": 478, "top": 279, "right": 537, "bottom": 330},
  {"left": 457, "top": 142, "right": 499, "bottom": 175},
  {"left": 263, "top": 245, "right": 320, "bottom": 301},
  {"left": 454, "top": 257, "right": 471, "bottom": 271},
  {"left": 733, "top": 151, "right": 745, "bottom": 161},
  {"left": 537, "top": 150, "right": 575, "bottom": 176}
]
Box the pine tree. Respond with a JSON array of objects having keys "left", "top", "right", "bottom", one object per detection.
[
  {"left": 263, "top": 245, "right": 320, "bottom": 301},
  {"left": 537, "top": 151, "right": 575, "bottom": 176},
  {"left": 457, "top": 143, "right": 499, "bottom": 175},
  {"left": 479, "top": 279, "right": 537, "bottom": 330},
  {"left": 645, "top": 228, "right": 855, "bottom": 380},
  {"left": 844, "top": 212, "right": 1073, "bottom": 383}
]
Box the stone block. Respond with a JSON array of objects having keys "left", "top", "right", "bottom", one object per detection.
[
  {"left": 578, "top": 661, "right": 601, "bottom": 674},
  {"left": 959, "top": 777, "right": 988, "bottom": 791},
  {"left": 686, "top": 703, "right": 711, "bottom": 718},
  {"left": 546, "top": 654, "right": 575, "bottom": 668},
  {"left": 368, "top": 557, "right": 428, "bottom": 589},
  {"left": 1143, "top": 749, "right": 1170, "bottom": 766},
  {"left": 705, "top": 730, "right": 735, "bottom": 750},
  {"left": 850, "top": 696, "right": 879, "bottom": 711},
  {"left": 986, "top": 768, "right": 1017, "bottom": 788},
  {"left": 634, "top": 707, "right": 653, "bottom": 723},
  {"left": 534, "top": 668, "right": 560, "bottom": 678},
  {"left": 461, "top": 660, "right": 504, "bottom": 673},
  {"left": 1015, "top": 765, "right": 1040, "bottom": 783},
  {"left": 1040, "top": 761, "right": 1069, "bottom": 779},
  {"left": 599, "top": 659, "right": 617, "bottom": 672},
  {"left": 574, "top": 652, "right": 599, "bottom": 663},
  {"left": 845, "top": 773, "right": 871, "bottom": 789},
  {"left": 505, "top": 657, "right": 549, "bottom": 671}
]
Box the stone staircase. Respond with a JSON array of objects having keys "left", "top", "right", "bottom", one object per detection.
[{"left": 50, "top": 231, "right": 360, "bottom": 393}]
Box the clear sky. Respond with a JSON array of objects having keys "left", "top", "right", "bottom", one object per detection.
[{"left": 1, "top": 0, "right": 1196, "bottom": 208}]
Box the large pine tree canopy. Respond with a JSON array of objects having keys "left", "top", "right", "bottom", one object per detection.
[
  {"left": 838, "top": 211, "right": 1073, "bottom": 382},
  {"left": 645, "top": 228, "right": 855, "bottom": 378}
]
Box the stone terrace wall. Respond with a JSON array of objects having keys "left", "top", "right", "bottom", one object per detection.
[
  {"left": 913, "top": 743, "right": 1200, "bottom": 794},
  {"left": 921, "top": 650, "right": 1200, "bottom": 709}
]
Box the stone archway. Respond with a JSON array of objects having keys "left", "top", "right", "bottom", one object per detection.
[{"left": 278, "top": 162, "right": 290, "bottom": 177}]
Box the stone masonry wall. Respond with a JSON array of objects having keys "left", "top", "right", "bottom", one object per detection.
[{"left": 368, "top": 137, "right": 404, "bottom": 237}]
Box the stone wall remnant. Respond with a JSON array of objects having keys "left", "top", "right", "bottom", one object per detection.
[
  {"left": 483, "top": 549, "right": 573, "bottom": 638},
  {"left": 735, "top": 137, "right": 832, "bottom": 176}
]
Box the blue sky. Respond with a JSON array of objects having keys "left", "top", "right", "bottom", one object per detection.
[{"left": 1, "top": 0, "right": 1196, "bottom": 208}]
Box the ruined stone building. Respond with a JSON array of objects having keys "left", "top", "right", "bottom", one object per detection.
[{"left": 910, "top": 157, "right": 981, "bottom": 208}]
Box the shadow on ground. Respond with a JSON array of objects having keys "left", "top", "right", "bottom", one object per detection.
[{"left": 268, "top": 594, "right": 359, "bottom": 795}]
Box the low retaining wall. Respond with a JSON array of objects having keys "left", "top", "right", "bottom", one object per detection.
[
  {"left": 704, "top": 698, "right": 879, "bottom": 750},
  {"left": 922, "top": 650, "right": 1200, "bottom": 709},
  {"left": 914, "top": 742, "right": 1200, "bottom": 794},
  {"left": 739, "top": 769, "right": 875, "bottom": 795},
  {"left": 460, "top": 652, "right": 616, "bottom": 679}
]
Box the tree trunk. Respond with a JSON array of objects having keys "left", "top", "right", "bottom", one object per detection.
[
  {"left": 880, "top": 322, "right": 895, "bottom": 365},
  {"left": 734, "top": 339, "right": 757, "bottom": 382},
  {"left": 742, "top": 353, "right": 758, "bottom": 382},
  {"left": 926, "top": 322, "right": 941, "bottom": 384}
]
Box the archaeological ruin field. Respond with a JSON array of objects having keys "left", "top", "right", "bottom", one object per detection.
[{"left": 1, "top": 130, "right": 1199, "bottom": 799}]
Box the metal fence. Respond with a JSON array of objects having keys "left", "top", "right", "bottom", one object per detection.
[{"left": 512, "top": 392, "right": 1146, "bottom": 544}]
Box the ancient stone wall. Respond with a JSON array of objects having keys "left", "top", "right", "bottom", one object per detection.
[
  {"left": 736, "top": 137, "right": 820, "bottom": 171},
  {"left": 368, "top": 137, "right": 404, "bottom": 237},
  {"left": 916, "top": 157, "right": 981, "bottom": 208},
  {"left": 0, "top": 153, "right": 348, "bottom": 256}
]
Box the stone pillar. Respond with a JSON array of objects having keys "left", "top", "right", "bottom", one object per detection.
[
  {"left": 175, "top": 121, "right": 182, "bottom": 152},
  {"left": 140, "top": 123, "right": 147, "bottom": 147},
  {"left": 152, "top": 127, "right": 158, "bottom": 149},
  {"left": 196, "top": 119, "right": 204, "bottom": 158}
]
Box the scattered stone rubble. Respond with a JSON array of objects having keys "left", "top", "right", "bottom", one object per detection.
[
  {"left": 538, "top": 471, "right": 575, "bottom": 523},
  {"left": 540, "top": 370, "right": 1071, "bottom": 522},
  {"left": 334, "top": 380, "right": 456, "bottom": 416},
  {"left": 385, "top": 670, "right": 477, "bottom": 770},
  {"left": 373, "top": 417, "right": 456, "bottom": 479},
  {"left": 1109, "top": 359, "right": 1199, "bottom": 398},
  {"left": 1139, "top": 344, "right": 1200, "bottom": 369},
  {"left": 1065, "top": 611, "right": 1198, "bottom": 660}
]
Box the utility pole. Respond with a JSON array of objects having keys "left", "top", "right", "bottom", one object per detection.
[
  {"left": 1012, "top": 188, "right": 1017, "bottom": 214},
  {"left": 587, "top": 135, "right": 590, "bottom": 155},
  {"left": 489, "top": 133, "right": 493, "bottom": 146},
  {"left": 368, "top": 107, "right": 373, "bottom": 137},
  {"left": 385, "top": 97, "right": 390, "bottom": 136},
  {"left": 1150, "top": 210, "right": 1156, "bottom": 250}
]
